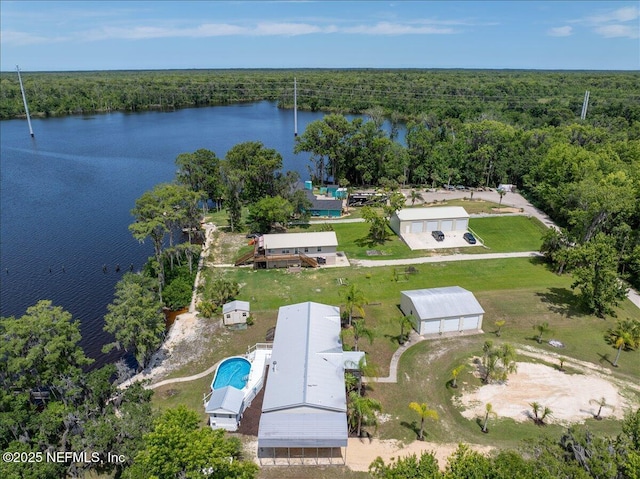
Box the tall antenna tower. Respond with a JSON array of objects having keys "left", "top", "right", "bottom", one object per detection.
[
  {"left": 16, "top": 65, "right": 34, "bottom": 137},
  {"left": 293, "top": 77, "right": 298, "bottom": 137},
  {"left": 580, "top": 90, "right": 590, "bottom": 120}
]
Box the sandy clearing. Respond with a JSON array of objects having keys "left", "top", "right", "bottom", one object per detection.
[
  {"left": 346, "top": 438, "right": 493, "bottom": 472},
  {"left": 458, "top": 361, "right": 635, "bottom": 425}
]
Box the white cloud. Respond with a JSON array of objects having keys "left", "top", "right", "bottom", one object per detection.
[
  {"left": 0, "top": 30, "right": 68, "bottom": 46},
  {"left": 548, "top": 26, "right": 573, "bottom": 37},
  {"left": 571, "top": 5, "right": 639, "bottom": 39},
  {"left": 343, "top": 22, "right": 455, "bottom": 35},
  {"left": 594, "top": 24, "right": 640, "bottom": 39},
  {"left": 584, "top": 6, "right": 639, "bottom": 24}
]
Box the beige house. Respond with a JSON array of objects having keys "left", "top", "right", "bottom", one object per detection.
[
  {"left": 236, "top": 232, "right": 339, "bottom": 268},
  {"left": 222, "top": 300, "right": 250, "bottom": 325}
]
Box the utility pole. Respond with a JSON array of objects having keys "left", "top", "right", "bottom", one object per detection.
[
  {"left": 294, "top": 77, "right": 298, "bottom": 137},
  {"left": 16, "top": 65, "right": 34, "bottom": 137},
  {"left": 580, "top": 90, "right": 590, "bottom": 120}
]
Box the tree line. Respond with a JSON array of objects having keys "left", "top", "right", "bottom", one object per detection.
[{"left": 2, "top": 69, "right": 638, "bottom": 129}]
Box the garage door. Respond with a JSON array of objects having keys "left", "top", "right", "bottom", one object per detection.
[
  {"left": 411, "top": 221, "right": 423, "bottom": 233},
  {"left": 442, "top": 317, "right": 460, "bottom": 332},
  {"left": 441, "top": 220, "right": 454, "bottom": 232},
  {"left": 426, "top": 221, "right": 438, "bottom": 232},
  {"left": 420, "top": 320, "right": 440, "bottom": 335},
  {"left": 461, "top": 315, "right": 480, "bottom": 330},
  {"left": 455, "top": 218, "right": 469, "bottom": 231},
  {"left": 404, "top": 223, "right": 411, "bottom": 234}
]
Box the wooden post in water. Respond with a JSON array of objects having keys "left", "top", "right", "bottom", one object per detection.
[
  {"left": 294, "top": 77, "right": 298, "bottom": 137},
  {"left": 16, "top": 65, "right": 34, "bottom": 137}
]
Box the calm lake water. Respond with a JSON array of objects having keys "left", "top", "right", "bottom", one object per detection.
[{"left": 0, "top": 101, "right": 344, "bottom": 368}]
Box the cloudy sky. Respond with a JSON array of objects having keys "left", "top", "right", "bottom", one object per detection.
[{"left": 1, "top": 1, "right": 638, "bottom": 71}]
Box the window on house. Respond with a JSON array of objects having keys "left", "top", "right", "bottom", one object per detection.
[
  {"left": 242, "top": 312, "right": 247, "bottom": 317},
  {"left": 317, "top": 247, "right": 322, "bottom": 252},
  {"left": 226, "top": 314, "right": 231, "bottom": 319},
  {"left": 304, "top": 248, "right": 309, "bottom": 253}
]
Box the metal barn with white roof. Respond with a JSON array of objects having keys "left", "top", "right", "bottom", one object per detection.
[
  {"left": 258, "top": 301, "right": 353, "bottom": 465},
  {"left": 390, "top": 206, "right": 470, "bottom": 235},
  {"left": 400, "top": 286, "right": 485, "bottom": 335},
  {"left": 222, "top": 300, "right": 250, "bottom": 325}
]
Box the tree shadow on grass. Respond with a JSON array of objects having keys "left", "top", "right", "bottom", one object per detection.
[
  {"left": 400, "top": 420, "right": 421, "bottom": 440},
  {"left": 597, "top": 352, "right": 614, "bottom": 367},
  {"left": 536, "top": 287, "right": 583, "bottom": 319}
]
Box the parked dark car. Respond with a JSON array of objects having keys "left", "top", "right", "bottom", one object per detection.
[
  {"left": 463, "top": 232, "right": 477, "bottom": 244},
  {"left": 432, "top": 230, "right": 445, "bottom": 241}
]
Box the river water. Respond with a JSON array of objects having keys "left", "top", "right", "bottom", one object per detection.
[{"left": 0, "top": 101, "right": 337, "bottom": 367}]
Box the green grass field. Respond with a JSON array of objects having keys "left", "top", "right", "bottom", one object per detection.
[{"left": 468, "top": 216, "right": 547, "bottom": 252}]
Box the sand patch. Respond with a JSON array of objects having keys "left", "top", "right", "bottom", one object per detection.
[
  {"left": 346, "top": 438, "right": 493, "bottom": 472},
  {"left": 491, "top": 207, "right": 522, "bottom": 213},
  {"left": 458, "top": 361, "right": 634, "bottom": 424}
]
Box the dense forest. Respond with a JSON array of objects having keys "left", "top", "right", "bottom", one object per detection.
[{"left": 1, "top": 69, "right": 639, "bottom": 128}]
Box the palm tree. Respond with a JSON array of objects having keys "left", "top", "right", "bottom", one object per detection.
[
  {"left": 344, "top": 356, "right": 380, "bottom": 395},
  {"left": 494, "top": 319, "right": 506, "bottom": 337},
  {"left": 398, "top": 315, "right": 415, "bottom": 344},
  {"left": 408, "top": 401, "right": 439, "bottom": 440},
  {"left": 341, "top": 284, "right": 367, "bottom": 327},
  {"left": 589, "top": 397, "right": 614, "bottom": 420},
  {"left": 533, "top": 322, "right": 551, "bottom": 344},
  {"left": 497, "top": 187, "right": 506, "bottom": 209},
  {"left": 605, "top": 319, "right": 640, "bottom": 367},
  {"left": 450, "top": 364, "right": 466, "bottom": 389},
  {"left": 558, "top": 356, "right": 567, "bottom": 372},
  {"left": 482, "top": 403, "right": 497, "bottom": 433},
  {"left": 348, "top": 391, "right": 382, "bottom": 437},
  {"left": 350, "top": 319, "right": 375, "bottom": 352},
  {"left": 530, "top": 402, "right": 552, "bottom": 426},
  {"left": 409, "top": 189, "right": 424, "bottom": 206}
]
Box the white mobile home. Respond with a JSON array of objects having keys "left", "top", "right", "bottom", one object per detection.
[{"left": 258, "top": 301, "right": 350, "bottom": 465}]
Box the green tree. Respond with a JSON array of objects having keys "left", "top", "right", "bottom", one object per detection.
[
  {"left": 494, "top": 319, "right": 506, "bottom": 337},
  {"left": 370, "top": 451, "right": 442, "bottom": 479},
  {"left": 102, "top": 273, "right": 165, "bottom": 371},
  {"left": 225, "top": 141, "right": 283, "bottom": 201},
  {"left": 568, "top": 233, "right": 628, "bottom": 317},
  {"left": 348, "top": 391, "right": 382, "bottom": 438},
  {"left": 127, "top": 405, "right": 258, "bottom": 479},
  {"left": 362, "top": 206, "right": 389, "bottom": 243},
  {"left": 408, "top": 402, "right": 439, "bottom": 441},
  {"left": 533, "top": 321, "right": 551, "bottom": 344},
  {"left": 540, "top": 227, "right": 571, "bottom": 274},
  {"left": 409, "top": 189, "right": 424, "bottom": 206},
  {"left": 444, "top": 444, "right": 493, "bottom": 479},
  {"left": 589, "top": 397, "right": 614, "bottom": 420},
  {"left": 341, "top": 283, "right": 367, "bottom": 327},
  {"left": 175, "top": 148, "right": 224, "bottom": 212},
  {"left": 481, "top": 403, "right": 497, "bottom": 433},
  {"left": 450, "top": 364, "right": 466, "bottom": 389},
  {"left": 0, "top": 300, "right": 92, "bottom": 391},
  {"left": 397, "top": 314, "right": 415, "bottom": 344},
  {"left": 605, "top": 319, "right": 640, "bottom": 367},
  {"left": 497, "top": 187, "right": 507, "bottom": 208},
  {"left": 246, "top": 195, "right": 293, "bottom": 233},
  {"left": 343, "top": 319, "right": 375, "bottom": 352},
  {"left": 530, "top": 402, "right": 553, "bottom": 426}
]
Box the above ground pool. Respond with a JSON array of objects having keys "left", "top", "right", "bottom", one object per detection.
[{"left": 212, "top": 357, "right": 252, "bottom": 390}]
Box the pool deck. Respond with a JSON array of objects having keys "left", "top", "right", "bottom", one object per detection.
[{"left": 242, "top": 345, "right": 272, "bottom": 408}]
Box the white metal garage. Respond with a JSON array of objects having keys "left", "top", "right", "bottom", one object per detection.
[
  {"left": 390, "top": 207, "right": 470, "bottom": 241},
  {"left": 399, "top": 286, "right": 485, "bottom": 336}
]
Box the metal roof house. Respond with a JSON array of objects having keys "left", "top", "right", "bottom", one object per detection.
[
  {"left": 222, "top": 300, "right": 250, "bottom": 326},
  {"left": 303, "top": 189, "right": 343, "bottom": 218},
  {"left": 400, "top": 286, "right": 485, "bottom": 335},
  {"left": 258, "top": 301, "right": 356, "bottom": 465}
]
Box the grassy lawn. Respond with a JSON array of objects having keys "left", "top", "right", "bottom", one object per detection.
[{"left": 468, "top": 216, "right": 547, "bottom": 252}]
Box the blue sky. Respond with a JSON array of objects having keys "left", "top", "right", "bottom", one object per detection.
[{"left": 1, "top": 1, "right": 638, "bottom": 71}]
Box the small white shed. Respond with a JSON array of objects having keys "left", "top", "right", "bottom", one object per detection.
[
  {"left": 400, "top": 286, "right": 485, "bottom": 335},
  {"left": 222, "top": 300, "right": 250, "bottom": 326},
  {"left": 205, "top": 386, "right": 245, "bottom": 431}
]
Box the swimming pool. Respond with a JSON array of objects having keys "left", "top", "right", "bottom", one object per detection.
[{"left": 212, "top": 357, "right": 251, "bottom": 390}]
